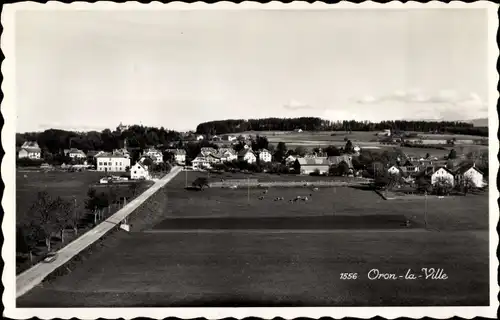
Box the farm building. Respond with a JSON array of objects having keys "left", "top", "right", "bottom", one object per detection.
[
  {"left": 258, "top": 149, "right": 272, "bottom": 163},
  {"left": 216, "top": 148, "right": 238, "bottom": 162},
  {"left": 431, "top": 167, "right": 455, "bottom": 187},
  {"left": 238, "top": 149, "right": 257, "bottom": 164},
  {"left": 455, "top": 164, "right": 486, "bottom": 188},
  {"left": 130, "top": 162, "right": 150, "bottom": 180},
  {"left": 18, "top": 141, "right": 41, "bottom": 159},
  {"left": 294, "top": 157, "right": 330, "bottom": 175},
  {"left": 95, "top": 152, "right": 131, "bottom": 172}
]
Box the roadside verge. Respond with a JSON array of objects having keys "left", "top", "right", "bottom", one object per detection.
[{"left": 15, "top": 166, "right": 182, "bottom": 298}]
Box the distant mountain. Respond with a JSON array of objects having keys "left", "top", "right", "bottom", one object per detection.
[{"left": 468, "top": 118, "right": 488, "bottom": 127}]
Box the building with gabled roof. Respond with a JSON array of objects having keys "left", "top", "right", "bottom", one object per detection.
[
  {"left": 18, "top": 141, "right": 41, "bottom": 159},
  {"left": 294, "top": 157, "right": 330, "bottom": 175},
  {"left": 455, "top": 163, "right": 486, "bottom": 188},
  {"left": 431, "top": 167, "right": 455, "bottom": 187},
  {"left": 238, "top": 148, "right": 257, "bottom": 164}
]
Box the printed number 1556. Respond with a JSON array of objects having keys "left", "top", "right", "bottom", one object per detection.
[{"left": 340, "top": 273, "right": 358, "bottom": 280}]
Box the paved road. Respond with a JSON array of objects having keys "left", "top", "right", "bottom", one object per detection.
[{"left": 16, "top": 166, "right": 182, "bottom": 298}]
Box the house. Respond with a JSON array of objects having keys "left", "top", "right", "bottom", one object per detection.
[
  {"left": 196, "top": 135, "right": 204, "bottom": 141},
  {"left": 294, "top": 128, "right": 303, "bottom": 133},
  {"left": 328, "top": 155, "right": 353, "bottom": 169},
  {"left": 168, "top": 149, "right": 186, "bottom": 164},
  {"left": 200, "top": 147, "right": 217, "bottom": 157},
  {"left": 431, "top": 167, "right": 455, "bottom": 187},
  {"left": 18, "top": 141, "right": 41, "bottom": 159},
  {"left": 285, "top": 154, "right": 297, "bottom": 165},
  {"left": 258, "top": 149, "right": 272, "bottom": 163},
  {"left": 387, "top": 165, "right": 402, "bottom": 175},
  {"left": 143, "top": 148, "right": 163, "bottom": 164},
  {"left": 192, "top": 156, "right": 211, "bottom": 170},
  {"left": 222, "top": 135, "right": 237, "bottom": 142},
  {"left": 65, "top": 148, "right": 86, "bottom": 159},
  {"left": 238, "top": 148, "right": 257, "bottom": 164},
  {"left": 455, "top": 164, "right": 486, "bottom": 188},
  {"left": 114, "top": 148, "right": 131, "bottom": 158},
  {"left": 95, "top": 152, "right": 131, "bottom": 172},
  {"left": 217, "top": 148, "right": 238, "bottom": 162},
  {"left": 294, "top": 157, "right": 330, "bottom": 175},
  {"left": 130, "top": 162, "right": 150, "bottom": 180}
]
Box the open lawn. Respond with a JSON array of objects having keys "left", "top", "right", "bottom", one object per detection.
[
  {"left": 17, "top": 230, "right": 489, "bottom": 307},
  {"left": 16, "top": 170, "right": 107, "bottom": 224},
  {"left": 174, "top": 171, "right": 488, "bottom": 231},
  {"left": 17, "top": 170, "right": 490, "bottom": 307}
]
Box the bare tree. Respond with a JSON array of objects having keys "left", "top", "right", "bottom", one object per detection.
[
  {"left": 29, "top": 191, "right": 60, "bottom": 252},
  {"left": 55, "top": 198, "right": 73, "bottom": 244}
]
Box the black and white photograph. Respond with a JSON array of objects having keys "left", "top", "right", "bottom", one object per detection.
[{"left": 2, "top": 2, "right": 498, "bottom": 319}]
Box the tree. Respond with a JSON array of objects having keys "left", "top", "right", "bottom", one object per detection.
[
  {"left": 54, "top": 198, "right": 73, "bottom": 244},
  {"left": 425, "top": 153, "right": 430, "bottom": 159},
  {"left": 433, "top": 176, "right": 453, "bottom": 196},
  {"left": 333, "top": 161, "right": 350, "bottom": 176},
  {"left": 324, "top": 145, "right": 341, "bottom": 157},
  {"left": 416, "top": 175, "right": 432, "bottom": 194},
  {"left": 274, "top": 142, "right": 288, "bottom": 162},
  {"left": 344, "top": 140, "right": 353, "bottom": 154},
  {"left": 192, "top": 177, "right": 210, "bottom": 190},
  {"left": 460, "top": 175, "right": 474, "bottom": 196},
  {"left": 17, "top": 223, "right": 43, "bottom": 265},
  {"left": 28, "top": 192, "right": 62, "bottom": 252},
  {"left": 294, "top": 146, "right": 306, "bottom": 157},
  {"left": 448, "top": 149, "right": 457, "bottom": 159}
]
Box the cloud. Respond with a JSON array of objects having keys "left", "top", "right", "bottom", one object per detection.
[
  {"left": 283, "top": 99, "right": 316, "bottom": 110},
  {"left": 356, "top": 89, "right": 486, "bottom": 108}
]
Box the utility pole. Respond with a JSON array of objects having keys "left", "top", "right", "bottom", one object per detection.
[
  {"left": 247, "top": 177, "right": 250, "bottom": 203},
  {"left": 424, "top": 191, "right": 428, "bottom": 229}
]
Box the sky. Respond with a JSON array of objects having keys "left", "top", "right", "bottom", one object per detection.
[{"left": 15, "top": 9, "right": 489, "bottom": 133}]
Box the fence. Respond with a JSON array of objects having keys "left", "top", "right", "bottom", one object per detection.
[{"left": 210, "top": 178, "right": 372, "bottom": 188}]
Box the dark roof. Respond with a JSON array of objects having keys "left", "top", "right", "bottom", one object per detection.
[
  {"left": 456, "top": 164, "right": 483, "bottom": 175},
  {"left": 296, "top": 157, "right": 330, "bottom": 166},
  {"left": 328, "top": 155, "right": 353, "bottom": 168}
]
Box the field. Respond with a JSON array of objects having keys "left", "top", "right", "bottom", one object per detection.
[
  {"left": 17, "top": 170, "right": 490, "bottom": 307},
  {"left": 16, "top": 170, "right": 108, "bottom": 224},
  {"left": 16, "top": 170, "right": 153, "bottom": 274},
  {"left": 235, "top": 130, "right": 488, "bottom": 158}
]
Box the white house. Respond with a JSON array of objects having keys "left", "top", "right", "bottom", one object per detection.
[
  {"left": 143, "top": 148, "right": 163, "bottom": 164},
  {"left": 238, "top": 149, "right": 257, "bottom": 164},
  {"left": 431, "top": 167, "right": 455, "bottom": 187},
  {"left": 259, "top": 149, "right": 272, "bottom": 163},
  {"left": 457, "top": 164, "right": 486, "bottom": 188},
  {"left": 130, "top": 162, "right": 150, "bottom": 180},
  {"left": 65, "top": 148, "right": 87, "bottom": 159},
  {"left": 18, "top": 141, "right": 41, "bottom": 159},
  {"left": 192, "top": 156, "right": 211, "bottom": 170},
  {"left": 387, "top": 165, "right": 401, "bottom": 175},
  {"left": 196, "top": 135, "right": 204, "bottom": 141},
  {"left": 95, "top": 152, "right": 131, "bottom": 172},
  {"left": 294, "top": 128, "right": 303, "bottom": 133},
  {"left": 172, "top": 149, "right": 186, "bottom": 164}
]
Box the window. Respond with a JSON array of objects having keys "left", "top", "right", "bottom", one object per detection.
[
  {"left": 134, "top": 171, "right": 137, "bottom": 174},
  {"left": 99, "top": 162, "right": 102, "bottom": 166}
]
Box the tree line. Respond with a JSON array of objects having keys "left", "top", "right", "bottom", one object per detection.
[
  {"left": 17, "top": 125, "right": 183, "bottom": 155},
  {"left": 195, "top": 118, "right": 477, "bottom": 135}
]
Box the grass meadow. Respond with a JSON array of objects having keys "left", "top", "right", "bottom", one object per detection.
[{"left": 17, "top": 169, "right": 490, "bottom": 307}]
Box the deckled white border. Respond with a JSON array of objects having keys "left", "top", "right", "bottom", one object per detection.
[{"left": 2, "top": 1, "right": 498, "bottom": 319}]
